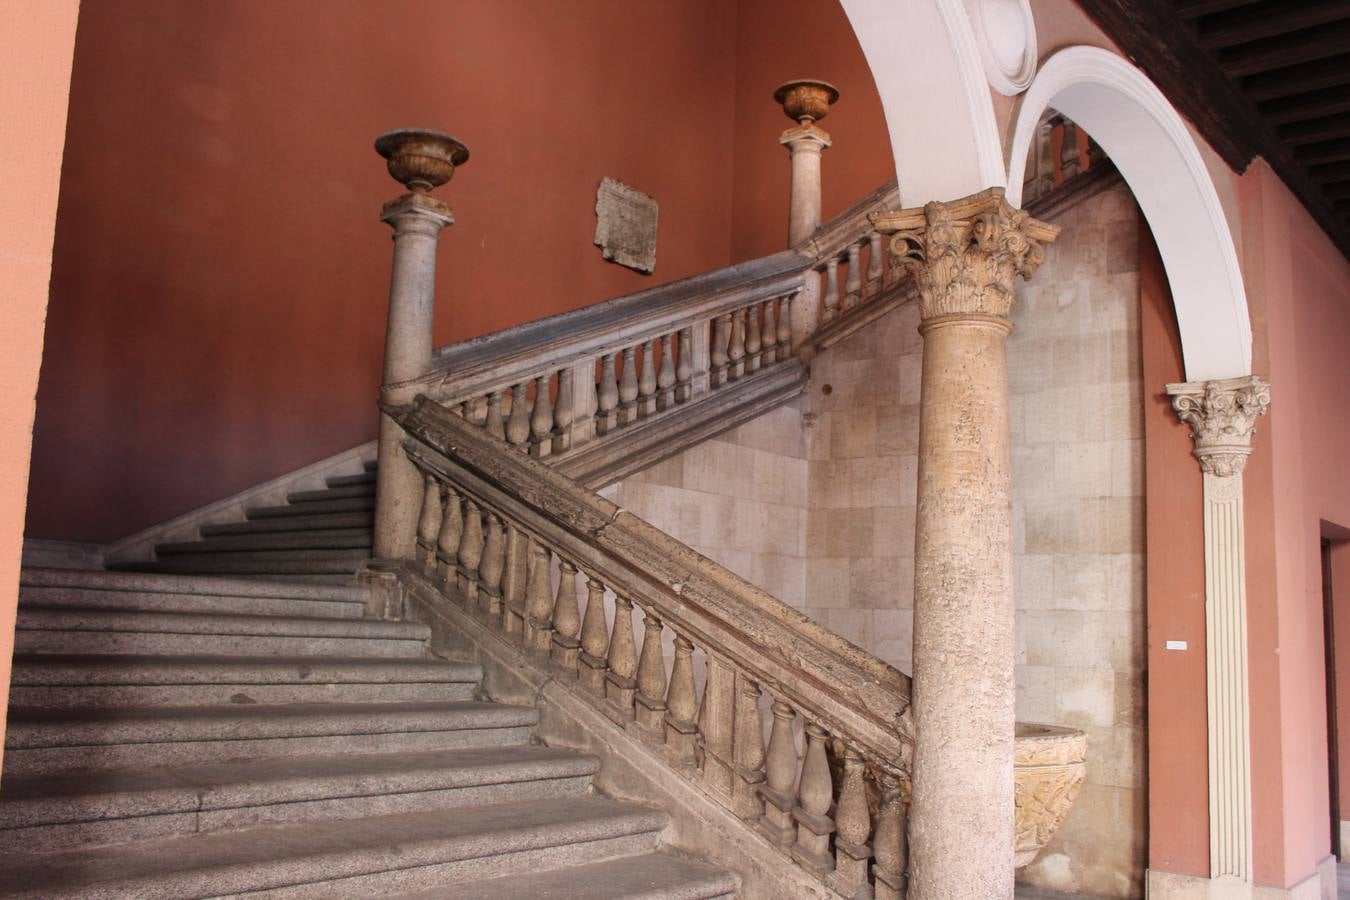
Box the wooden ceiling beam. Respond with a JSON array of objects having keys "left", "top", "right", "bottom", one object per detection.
[
  {"left": 1298, "top": 142, "right": 1350, "bottom": 165},
  {"left": 1198, "top": 1, "right": 1350, "bottom": 51},
  {"left": 1279, "top": 114, "right": 1350, "bottom": 146},
  {"left": 1308, "top": 160, "right": 1350, "bottom": 182},
  {"left": 1175, "top": 0, "right": 1261, "bottom": 20},
  {"left": 1217, "top": 22, "right": 1350, "bottom": 77},
  {"left": 1244, "top": 54, "right": 1350, "bottom": 102},
  {"left": 1260, "top": 85, "right": 1350, "bottom": 125},
  {"left": 1324, "top": 182, "right": 1350, "bottom": 199}
]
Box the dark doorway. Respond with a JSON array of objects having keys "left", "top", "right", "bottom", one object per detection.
[{"left": 1324, "top": 538, "right": 1341, "bottom": 861}]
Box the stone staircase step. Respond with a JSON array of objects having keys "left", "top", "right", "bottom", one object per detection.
[
  {"left": 120, "top": 551, "right": 370, "bottom": 578},
  {"left": 13, "top": 607, "right": 428, "bottom": 658},
  {"left": 155, "top": 528, "right": 373, "bottom": 556},
  {"left": 246, "top": 496, "right": 375, "bottom": 518},
  {"left": 8, "top": 654, "right": 479, "bottom": 708},
  {"left": 327, "top": 471, "right": 377, "bottom": 488},
  {"left": 200, "top": 511, "right": 373, "bottom": 537},
  {"left": 0, "top": 746, "right": 600, "bottom": 853},
  {"left": 20, "top": 571, "right": 367, "bottom": 619},
  {"left": 0, "top": 796, "right": 666, "bottom": 899},
  {"left": 287, "top": 484, "right": 376, "bottom": 503},
  {"left": 3, "top": 701, "right": 538, "bottom": 774},
  {"left": 363, "top": 458, "right": 379, "bottom": 472},
  {"left": 390, "top": 851, "right": 738, "bottom": 900},
  {"left": 19, "top": 568, "right": 370, "bottom": 604}
]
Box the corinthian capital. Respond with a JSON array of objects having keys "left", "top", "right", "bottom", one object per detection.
[
  {"left": 868, "top": 187, "right": 1060, "bottom": 322},
  {"left": 1165, "top": 375, "right": 1271, "bottom": 477}
]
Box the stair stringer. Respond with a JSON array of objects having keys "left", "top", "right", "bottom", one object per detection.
[{"left": 380, "top": 562, "right": 831, "bottom": 900}]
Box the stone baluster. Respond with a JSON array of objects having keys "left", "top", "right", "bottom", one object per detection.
[
  {"left": 758, "top": 699, "right": 798, "bottom": 847},
  {"left": 579, "top": 575, "right": 609, "bottom": 694},
  {"left": 524, "top": 538, "right": 554, "bottom": 652},
  {"left": 697, "top": 656, "right": 736, "bottom": 801},
  {"left": 638, "top": 340, "right": 658, "bottom": 417},
  {"left": 634, "top": 607, "right": 668, "bottom": 735},
  {"left": 873, "top": 774, "right": 910, "bottom": 900},
  {"left": 867, "top": 231, "right": 884, "bottom": 297},
  {"left": 828, "top": 748, "right": 873, "bottom": 897},
  {"left": 1035, "top": 114, "right": 1055, "bottom": 200},
  {"left": 710, "top": 314, "right": 732, "bottom": 388},
  {"left": 1060, "top": 119, "right": 1081, "bottom": 180},
  {"left": 843, "top": 242, "right": 862, "bottom": 312},
  {"left": 656, "top": 334, "right": 677, "bottom": 411},
  {"left": 506, "top": 381, "right": 531, "bottom": 451},
  {"left": 478, "top": 512, "right": 505, "bottom": 616},
  {"left": 552, "top": 367, "right": 574, "bottom": 454},
  {"left": 745, "top": 304, "right": 762, "bottom": 373},
  {"left": 760, "top": 299, "right": 777, "bottom": 366},
  {"left": 676, "top": 326, "right": 695, "bottom": 403},
  {"left": 822, "top": 257, "right": 840, "bottom": 323},
  {"left": 415, "top": 471, "right": 442, "bottom": 569},
  {"left": 776, "top": 295, "right": 792, "bottom": 353},
  {"left": 596, "top": 353, "right": 619, "bottom": 435},
  {"left": 372, "top": 129, "right": 464, "bottom": 562},
  {"left": 484, "top": 389, "right": 506, "bottom": 440},
  {"left": 731, "top": 674, "right": 766, "bottom": 821},
  {"left": 435, "top": 485, "right": 463, "bottom": 588},
  {"left": 618, "top": 346, "right": 640, "bottom": 426},
  {"left": 605, "top": 593, "right": 639, "bottom": 716},
  {"left": 792, "top": 721, "right": 835, "bottom": 875},
  {"left": 456, "top": 499, "right": 484, "bottom": 608},
  {"left": 500, "top": 522, "right": 528, "bottom": 639},
  {"left": 530, "top": 372, "right": 553, "bottom": 459},
  {"left": 664, "top": 633, "right": 699, "bottom": 766},
  {"left": 728, "top": 308, "right": 747, "bottom": 381},
  {"left": 550, "top": 559, "right": 581, "bottom": 676}
]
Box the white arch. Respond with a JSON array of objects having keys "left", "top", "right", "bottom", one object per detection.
[
  {"left": 1008, "top": 46, "right": 1252, "bottom": 381},
  {"left": 840, "top": 0, "right": 1006, "bottom": 204}
]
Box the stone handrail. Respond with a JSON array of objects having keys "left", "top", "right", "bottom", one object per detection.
[{"left": 386, "top": 396, "right": 915, "bottom": 899}]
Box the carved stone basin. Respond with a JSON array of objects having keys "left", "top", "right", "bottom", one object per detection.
[{"left": 1013, "top": 722, "right": 1088, "bottom": 867}]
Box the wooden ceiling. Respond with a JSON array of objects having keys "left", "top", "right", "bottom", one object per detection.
[{"left": 1072, "top": 0, "right": 1350, "bottom": 259}]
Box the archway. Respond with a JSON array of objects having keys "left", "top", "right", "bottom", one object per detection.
[{"left": 1007, "top": 46, "right": 1251, "bottom": 382}]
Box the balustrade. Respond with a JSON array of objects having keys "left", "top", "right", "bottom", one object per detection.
[{"left": 397, "top": 406, "right": 915, "bottom": 899}]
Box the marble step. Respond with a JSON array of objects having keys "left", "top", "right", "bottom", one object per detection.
[
  {"left": 0, "top": 746, "right": 600, "bottom": 852},
  {"left": 3, "top": 701, "right": 538, "bottom": 774},
  {"left": 201, "top": 511, "right": 373, "bottom": 537},
  {"left": 287, "top": 484, "right": 376, "bottom": 504},
  {"left": 14, "top": 607, "right": 428, "bottom": 658},
  {"left": 326, "top": 471, "right": 377, "bottom": 488},
  {"left": 389, "top": 851, "right": 738, "bottom": 900},
  {"left": 155, "top": 528, "right": 373, "bottom": 556},
  {"left": 123, "top": 550, "right": 371, "bottom": 578},
  {"left": 246, "top": 496, "right": 375, "bottom": 519},
  {"left": 0, "top": 797, "right": 667, "bottom": 899},
  {"left": 8, "top": 654, "right": 479, "bottom": 708}
]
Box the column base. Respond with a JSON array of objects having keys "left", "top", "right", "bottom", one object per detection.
[{"left": 1145, "top": 859, "right": 1336, "bottom": 900}]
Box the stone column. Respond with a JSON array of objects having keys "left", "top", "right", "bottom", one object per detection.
[
  {"left": 871, "top": 188, "right": 1059, "bottom": 900},
  {"left": 1165, "top": 375, "right": 1270, "bottom": 886},
  {"left": 371, "top": 129, "right": 468, "bottom": 560},
  {"left": 775, "top": 80, "right": 837, "bottom": 247}
]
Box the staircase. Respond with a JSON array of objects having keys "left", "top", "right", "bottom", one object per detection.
[{"left": 0, "top": 568, "right": 736, "bottom": 898}]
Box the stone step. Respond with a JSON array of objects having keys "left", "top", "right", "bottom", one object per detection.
[
  {"left": 201, "top": 511, "right": 373, "bottom": 537},
  {"left": 246, "top": 496, "right": 375, "bottom": 519},
  {"left": 8, "top": 654, "right": 479, "bottom": 708},
  {"left": 390, "top": 851, "right": 738, "bottom": 900},
  {"left": 327, "top": 471, "right": 377, "bottom": 488},
  {"left": 363, "top": 458, "right": 379, "bottom": 472},
  {"left": 0, "top": 797, "right": 665, "bottom": 899},
  {"left": 19, "top": 568, "right": 370, "bottom": 605},
  {"left": 155, "top": 528, "right": 373, "bottom": 556},
  {"left": 3, "top": 701, "right": 537, "bottom": 774},
  {"left": 287, "top": 483, "right": 376, "bottom": 504},
  {"left": 0, "top": 746, "right": 600, "bottom": 853},
  {"left": 20, "top": 574, "right": 367, "bottom": 619},
  {"left": 14, "top": 607, "right": 428, "bottom": 658},
  {"left": 121, "top": 551, "right": 370, "bottom": 578}
]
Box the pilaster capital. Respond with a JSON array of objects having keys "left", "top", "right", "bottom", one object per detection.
[
  {"left": 380, "top": 192, "right": 454, "bottom": 234},
  {"left": 1165, "top": 375, "right": 1271, "bottom": 477},
  {"left": 868, "top": 187, "right": 1059, "bottom": 322},
  {"left": 779, "top": 123, "right": 831, "bottom": 152}
]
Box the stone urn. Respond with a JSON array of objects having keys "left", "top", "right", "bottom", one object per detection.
[
  {"left": 374, "top": 128, "right": 469, "bottom": 194},
  {"left": 1012, "top": 722, "right": 1088, "bottom": 867},
  {"left": 773, "top": 79, "right": 839, "bottom": 125}
]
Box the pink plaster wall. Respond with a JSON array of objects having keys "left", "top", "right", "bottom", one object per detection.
[{"left": 0, "top": 0, "right": 80, "bottom": 768}]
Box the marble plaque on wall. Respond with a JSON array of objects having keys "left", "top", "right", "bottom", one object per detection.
[{"left": 594, "top": 177, "right": 658, "bottom": 274}]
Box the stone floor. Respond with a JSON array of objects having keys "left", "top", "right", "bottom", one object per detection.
[{"left": 1014, "top": 885, "right": 1102, "bottom": 899}]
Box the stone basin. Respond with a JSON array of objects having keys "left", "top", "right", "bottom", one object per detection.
[{"left": 1013, "top": 722, "right": 1088, "bottom": 867}]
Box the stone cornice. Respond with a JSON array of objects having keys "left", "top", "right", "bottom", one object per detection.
[
  {"left": 868, "top": 187, "right": 1059, "bottom": 321},
  {"left": 1166, "top": 375, "right": 1271, "bottom": 477}
]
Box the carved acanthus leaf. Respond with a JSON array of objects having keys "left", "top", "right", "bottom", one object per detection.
[{"left": 1165, "top": 375, "right": 1271, "bottom": 477}]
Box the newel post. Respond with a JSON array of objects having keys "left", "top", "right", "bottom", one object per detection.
[
  {"left": 371, "top": 128, "right": 468, "bottom": 561},
  {"left": 776, "top": 80, "right": 837, "bottom": 248}
]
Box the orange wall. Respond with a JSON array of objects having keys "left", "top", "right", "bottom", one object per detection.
[
  {"left": 27, "top": 0, "right": 889, "bottom": 545},
  {"left": 728, "top": 0, "right": 894, "bottom": 262},
  {"left": 0, "top": 0, "right": 80, "bottom": 769}
]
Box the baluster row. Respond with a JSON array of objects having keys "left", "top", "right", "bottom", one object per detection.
[
  {"left": 818, "top": 230, "right": 889, "bottom": 325},
  {"left": 709, "top": 294, "right": 794, "bottom": 388},
  {"left": 594, "top": 328, "right": 696, "bottom": 435},
  {"left": 411, "top": 467, "right": 910, "bottom": 896}
]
